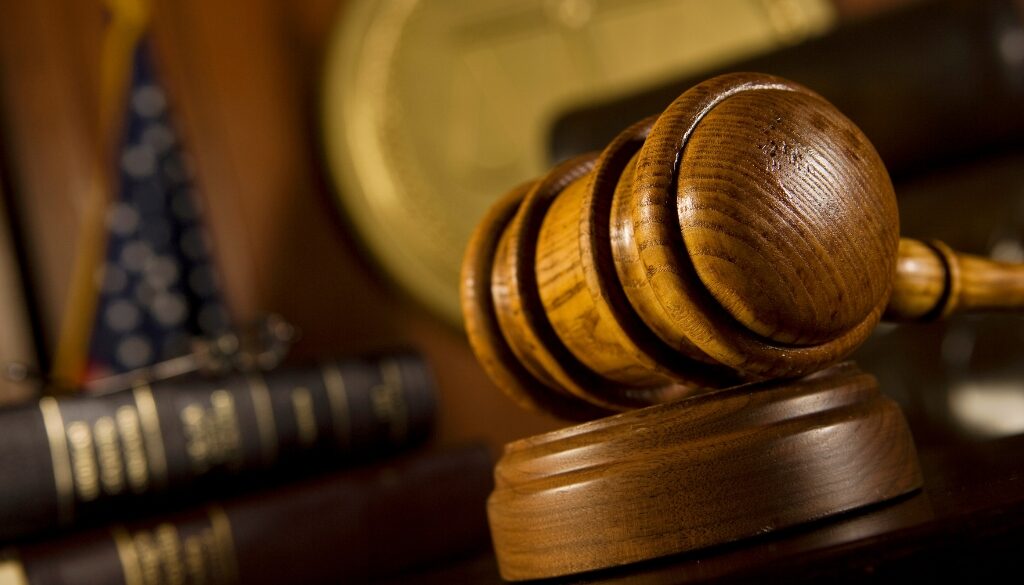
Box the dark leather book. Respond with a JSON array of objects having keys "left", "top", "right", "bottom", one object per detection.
[
  {"left": 0, "top": 444, "right": 493, "bottom": 585},
  {"left": 0, "top": 353, "right": 435, "bottom": 542},
  {"left": 550, "top": 0, "right": 1024, "bottom": 179}
]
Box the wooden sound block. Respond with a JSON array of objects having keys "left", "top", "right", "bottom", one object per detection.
[{"left": 487, "top": 363, "right": 922, "bottom": 581}]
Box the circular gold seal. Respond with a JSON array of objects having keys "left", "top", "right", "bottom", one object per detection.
[{"left": 321, "top": 0, "right": 834, "bottom": 325}]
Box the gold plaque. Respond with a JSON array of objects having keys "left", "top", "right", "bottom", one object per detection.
[{"left": 321, "top": 0, "right": 835, "bottom": 325}]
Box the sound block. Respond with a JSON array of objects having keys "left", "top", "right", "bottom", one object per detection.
[{"left": 488, "top": 363, "right": 922, "bottom": 581}]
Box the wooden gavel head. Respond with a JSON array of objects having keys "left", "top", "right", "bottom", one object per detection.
[{"left": 462, "top": 72, "right": 1024, "bottom": 420}]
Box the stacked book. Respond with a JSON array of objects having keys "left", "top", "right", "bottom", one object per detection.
[{"left": 0, "top": 353, "right": 493, "bottom": 584}]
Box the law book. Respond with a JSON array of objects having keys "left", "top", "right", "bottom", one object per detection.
[
  {"left": 0, "top": 352, "right": 435, "bottom": 542},
  {"left": 0, "top": 444, "right": 493, "bottom": 585}
]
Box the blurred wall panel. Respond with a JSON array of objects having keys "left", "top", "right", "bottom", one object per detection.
[
  {"left": 0, "top": 0, "right": 104, "bottom": 365},
  {"left": 0, "top": 174, "right": 38, "bottom": 404}
]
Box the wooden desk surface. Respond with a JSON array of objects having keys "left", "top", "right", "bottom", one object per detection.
[{"left": 389, "top": 432, "right": 1024, "bottom": 584}]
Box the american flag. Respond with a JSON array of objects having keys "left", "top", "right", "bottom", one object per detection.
[{"left": 84, "top": 40, "right": 228, "bottom": 382}]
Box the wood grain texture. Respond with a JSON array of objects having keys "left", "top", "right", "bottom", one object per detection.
[
  {"left": 621, "top": 73, "right": 893, "bottom": 381},
  {"left": 488, "top": 363, "right": 922, "bottom": 580},
  {"left": 465, "top": 73, "right": 898, "bottom": 414},
  {"left": 464, "top": 71, "right": 1024, "bottom": 416},
  {"left": 537, "top": 117, "right": 732, "bottom": 395},
  {"left": 458, "top": 60, "right": 1014, "bottom": 585},
  {"left": 678, "top": 89, "right": 896, "bottom": 346},
  {"left": 887, "top": 238, "right": 948, "bottom": 320},
  {"left": 888, "top": 237, "right": 1024, "bottom": 320},
  {"left": 462, "top": 182, "right": 609, "bottom": 421},
  {"left": 491, "top": 156, "right": 642, "bottom": 411}
]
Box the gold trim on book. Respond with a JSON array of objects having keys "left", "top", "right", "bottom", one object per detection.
[
  {"left": 0, "top": 553, "right": 30, "bottom": 585},
  {"left": 207, "top": 506, "right": 239, "bottom": 584},
  {"left": 133, "top": 384, "right": 169, "bottom": 488},
  {"left": 376, "top": 359, "right": 409, "bottom": 444},
  {"left": 290, "top": 387, "right": 317, "bottom": 447},
  {"left": 38, "top": 397, "right": 74, "bottom": 525},
  {"left": 247, "top": 375, "right": 278, "bottom": 464},
  {"left": 111, "top": 526, "right": 145, "bottom": 585},
  {"left": 321, "top": 362, "right": 351, "bottom": 448}
]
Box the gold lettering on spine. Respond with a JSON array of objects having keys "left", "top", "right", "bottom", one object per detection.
[
  {"left": 67, "top": 421, "right": 100, "bottom": 501},
  {"left": 39, "top": 397, "right": 74, "bottom": 524},
  {"left": 134, "top": 530, "right": 162, "bottom": 585},
  {"left": 181, "top": 392, "right": 242, "bottom": 474},
  {"left": 208, "top": 506, "right": 239, "bottom": 584},
  {"left": 133, "top": 384, "right": 169, "bottom": 488},
  {"left": 155, "top": 524, "right": 185, "bottom": 585},
  {"left": 184, "top": 527, "right": 221, "bottom": 584},
  {"left": 373, "top": 359, "right": 409, "bottom": 444},
  {"left": 111, "top": 512, "right": 237, "bottom": 585},
  {"left": 181, "top": 404, "right": 210, "bottom": 473},
  {"left": 210, "top": 391, "right": 242, "bottom": 469},
  {"left": 113, "top": 526, "right": 145, "bottom": 585},
  {"left": 94, "top": 416, "right": 125, "bottom": 495},
  {"left": 183, "top": 534, "right": 207, "bottom": 583},
  {"left": 247, "top": 375, "right": 278, "bottom": 464},
  {"left": 112, "top": 512, "right": 238, "bottom": 585},
  {"left": 321, "top": 362, "right": 351, "bottom": 448},
  {"left": 117, "top": 406, "right": 150, "bottom": 492},
  {"left": 291, "top": 387, "right": 317, "bottom": 446}
]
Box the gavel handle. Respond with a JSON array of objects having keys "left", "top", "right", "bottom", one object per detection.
[{"left": 886, "top": 238, "right": 1024, "bottom": 321}]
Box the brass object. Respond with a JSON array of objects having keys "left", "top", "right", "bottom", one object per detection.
[{"left": 321, "top": 0, "right": 835, "bottom": 324}]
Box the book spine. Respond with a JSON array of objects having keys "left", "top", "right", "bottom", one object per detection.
[
  {"left": 0, "top": 353, "right": 435, "bottom": 541},
  {"left": 1, "top": 445, "right": 493, "bottom": 585}
]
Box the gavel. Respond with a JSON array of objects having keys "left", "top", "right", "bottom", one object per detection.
[
  {"left": 463, "top": 72, "right": 1024, "bottom": 420},
  {"left": 462, "top": 73, "right": 1024, "bottom": 580}
]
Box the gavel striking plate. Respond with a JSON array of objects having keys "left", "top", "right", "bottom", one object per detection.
[{"left": 461, "top": 73, "right": 1024, "bottom": 580}]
